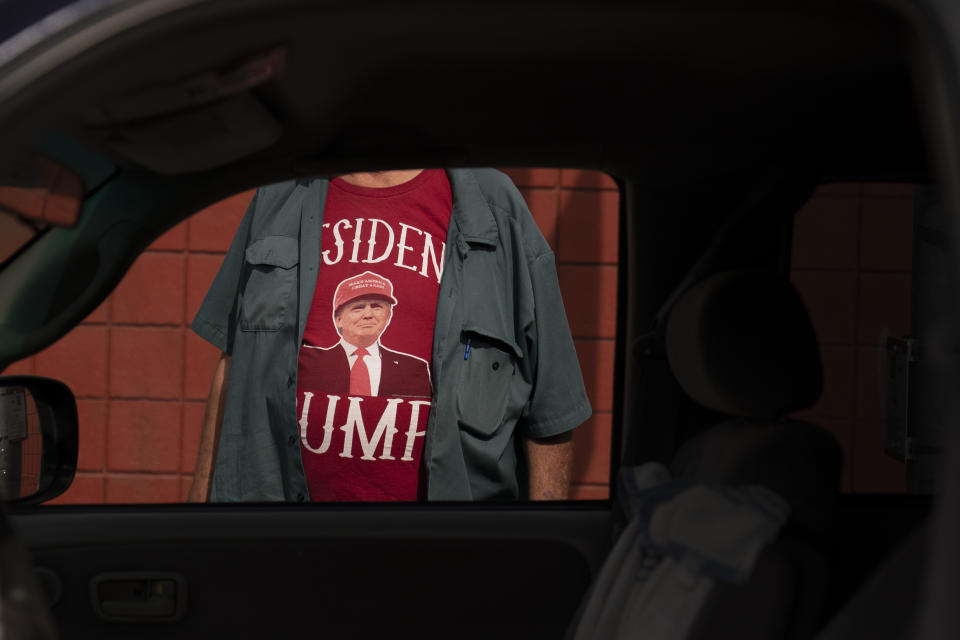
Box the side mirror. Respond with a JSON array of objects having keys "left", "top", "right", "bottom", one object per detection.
[
  {"left": 0, "top": 153, "right": 84, "bottom": 228},
  {"left": 0, "top": 376, "right": 78, "bottom": 504}
]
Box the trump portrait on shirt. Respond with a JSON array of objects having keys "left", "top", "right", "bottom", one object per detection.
[{"left": 297, "top": 271, "right": 432, "bottom": 399}]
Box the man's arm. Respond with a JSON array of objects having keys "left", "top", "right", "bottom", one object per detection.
[
  {"left": 525, "top": 431, "right": 573, "bottom": 500},
  {"left": 187, "top": 352, "right": 231, "bottom": 502}
]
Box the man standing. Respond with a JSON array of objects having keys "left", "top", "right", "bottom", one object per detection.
[{"left": 188, "top": 168, "right": 590, "bottom": 502}]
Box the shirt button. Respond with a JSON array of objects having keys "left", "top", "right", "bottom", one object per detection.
[
  {"left": 288, "top": 435, "right": 296, "bottom": 446},
  {"left": 296, "top": 493, "right": 305, "bottom": 502},
  {"left": 492, "top": 361, "right": 500, "bottom": 371},
  {"left": 287, "top": 376, "right": 294, "bottom": 387}
]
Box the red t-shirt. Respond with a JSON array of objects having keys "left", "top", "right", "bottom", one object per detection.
[{"left": 296, "top": 170, "right": 452, "bottom": 500}]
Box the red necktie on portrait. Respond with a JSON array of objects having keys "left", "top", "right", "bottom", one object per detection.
[{"left": 350, "top": 347, "right": 371, "bottom": 396}]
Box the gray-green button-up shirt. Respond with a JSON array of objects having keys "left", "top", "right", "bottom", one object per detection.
[{"left": 191, "top": 168, "right": 591, "bottom": 501}]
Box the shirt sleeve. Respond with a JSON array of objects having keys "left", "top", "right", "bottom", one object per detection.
[
  {"left": 190, "top": 191, "right": 258, "bottom": 354},
  {"left": 520, "top": 250, "right": 593, "bottom": 439}
]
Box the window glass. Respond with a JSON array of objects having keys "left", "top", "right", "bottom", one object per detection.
[
  {"left": 789, "top": 183, "right": 915, "bottom": 493},
  {"left": 5, "top": 168, "right": 618, "bottom": 504}
]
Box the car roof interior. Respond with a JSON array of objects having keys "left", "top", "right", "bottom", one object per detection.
[{"left": 3, "top": 1, "right": 928, "bottom": 177}]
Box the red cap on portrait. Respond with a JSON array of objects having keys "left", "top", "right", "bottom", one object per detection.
[{"left": 332, "top": 271, "right": 398, "bottom": 314}]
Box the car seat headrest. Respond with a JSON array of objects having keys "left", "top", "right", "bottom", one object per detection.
[{"left": 665, "top": 269, "right": 822, "bottom": 419}]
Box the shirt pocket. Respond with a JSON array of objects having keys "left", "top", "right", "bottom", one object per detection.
[
  {"left": 456, "top": 328, "right": 523, "bottom": 437},
  {"left": 239, "top": 236, "right": 299, "bottom": 331}
]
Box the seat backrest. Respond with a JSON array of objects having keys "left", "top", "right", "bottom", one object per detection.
[
  {"left": 664, "top": 269, "right": 842, "bottom": 639},
  {"left": 668, "top": 422, "right": 840, "bottom": 640},
  {"left": 568, "top": 269, "right": 843, "bottom": 640}
]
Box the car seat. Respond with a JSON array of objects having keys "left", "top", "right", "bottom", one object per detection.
[{"left": 570, "top": 269, "right": 842, "bottom": 640}]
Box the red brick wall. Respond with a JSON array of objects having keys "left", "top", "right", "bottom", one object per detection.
[
  {"left": 6, "top": 170, "right": 619, "bottom": 503},
  {"left": 790, "top": 183, "right": 913, "bottom": 492}
]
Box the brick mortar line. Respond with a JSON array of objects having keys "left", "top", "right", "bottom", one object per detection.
[
  {"left": 561, "top": 187, "right": 619, "bottom": 194},
  {"left": 811, "top": 191, "right": 913, "bottom": 198},
  {"left": 102, "top": 468, "right": 185, "bottom": 476},
  {"left": 85, "top": 322, "right": 190, "bottom": 329},
  {"left": 807, "top": 337, "right": 904, "bottom": 347},
  {"left": 849, "top": 186, "right": 864, "bottom": 491},
  {"left": 558, "top": 263, "right": 619, "bottom": 269},
  {"left": 817, "top": 342, "right": 903, "bottom": 348},
  {"left": 807, "top": 194, "right": 916, "bottom": 201},
  {"left": 798, "top": 413, "right": 879, "bottom": 423},
  {"left": 71, "top": 394, "right": 206, "bottom": 402},
  {"left": 100, "top": 269, "right": 113, "bottom": 491},
  {"left": 557, "top": 261, "right": 620, "bottom": 268},
  {"left": 796, "top": 416, "right": 858, "bottom": 424},
  {"left": 142, "top": 249, "right": 227, "bottom": 258},
  {"left": 75, "top": 471, "right": 182, "bottom": 479},
  {"left": 790, "top": 267, "right": 912, "bottom": 274},
  {"left": 180, "top": 216, "right": 191, "bottom": 481},
  {"left": 792, "top": 415, "right": 855, "bottom": 424},
  {"left": 858, "top": 193, "right": 916, "bottom": 199},
  {"left": 108, "top": 397, "right": 208, "bottom": 403},
  {"left": 551, "top": 172, "right": 563, "bottom": 305},
  {"left": 518, "top": 185, "right": 619, "bottom": 193}
]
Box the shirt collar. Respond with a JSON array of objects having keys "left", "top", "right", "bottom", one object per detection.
[
  {"left": 339, "top": 337, "right": 380, "bottom": 358},
  {"left": 446, "top": 169, "right": 498, "bottom": 247}
]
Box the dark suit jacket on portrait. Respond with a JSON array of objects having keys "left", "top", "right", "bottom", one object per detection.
[{"left": 298, "top": 343, "right": 431, "bottom": 399}]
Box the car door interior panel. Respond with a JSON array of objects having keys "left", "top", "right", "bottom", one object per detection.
[{"left": 12, "top": 507, "right": 611, "bottom": 639}]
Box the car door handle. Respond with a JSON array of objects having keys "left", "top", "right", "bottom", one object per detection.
[{"left": 90, "top": 572, "right": 187, "bottom": 622}]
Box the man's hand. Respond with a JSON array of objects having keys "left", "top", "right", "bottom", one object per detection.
[
  {"left": 187, "top": 352, "right": 231, "bottom": 502},
  {"left": 525, "top": 431, "right": 573, "bottom": 500}
]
